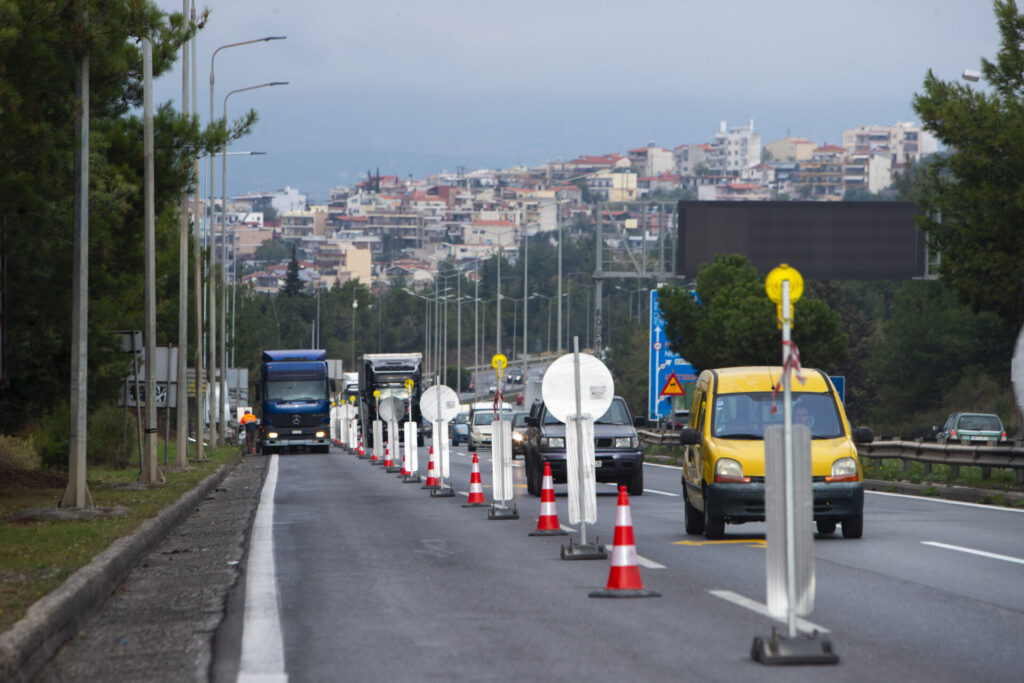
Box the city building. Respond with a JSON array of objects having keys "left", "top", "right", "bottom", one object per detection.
[{"left": 842, "top": 122, "right": 938, "bottom": 165}]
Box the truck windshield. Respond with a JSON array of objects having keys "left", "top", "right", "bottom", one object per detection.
[
  {"left": 712, "top": 392, "right": 842, "bottom": 439},
  {"left": 265, "top": 380, "right": 327, "bottom": 402}
]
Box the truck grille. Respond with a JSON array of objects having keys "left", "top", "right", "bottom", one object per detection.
[{"left": 265, "top": 413, "right": 323, "bottom": 428}]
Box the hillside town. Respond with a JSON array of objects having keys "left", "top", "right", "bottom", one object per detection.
[{"left": 210, "top": 120, "right": 936, "bottom": 293}]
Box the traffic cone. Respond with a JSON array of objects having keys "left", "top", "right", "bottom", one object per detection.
[
  {"left": 358, "top": 438, "right": 365, "bottom": 457},
  {"left": 463, "top": 453, "right": 488, "bottom": 507},
  {"left": 421, "top": 446, "right": 439, "bottom": 489},
  {"left": 383, "top": 446, "right": 394, "bottom": 468},
  {"left": 529, "top": 462, "right": 567, "bottom": 535},
  {"left": 589, "top": 486, "right": 660, "bottom": 598}
]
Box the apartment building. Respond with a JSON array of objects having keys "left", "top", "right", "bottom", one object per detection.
[
  {"left": 764, "top": 136, "right": 818, "bottom": 162},
  {"left": 674, "top": 143, "right": 713, "bottom": 176},
  {"left": 798, "top": 146, "right": 846, "bottom": 199},
  {"left": 842, "top": 122, "right": 937, "bottom": 165},
  {"left": 709, "top": 120, "right": 762, "bottom": 175},
  {"left": 586, "top": 168, "right": 637, "bottom": 202},
  {"left": 627, "top": 143, "right": 675, "bottom": 177}
]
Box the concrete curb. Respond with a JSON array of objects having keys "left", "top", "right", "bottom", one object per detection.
[{"left": 0, "top": 458, "right": 239, "bottom": 683}]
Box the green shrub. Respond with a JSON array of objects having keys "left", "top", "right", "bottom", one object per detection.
[
  {"left": 87, "top": 402, "right": 137, "bottom": 469},
  {"left": 37, "top": 401, "right": 70, "bottom": 470},
  {"left": 0, "top": 434, "right": 40, "bottom": 471}
]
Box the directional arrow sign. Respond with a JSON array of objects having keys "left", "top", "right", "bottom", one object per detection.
[{"left": 648, "top": 289, "right": 696, "bottom": 421}]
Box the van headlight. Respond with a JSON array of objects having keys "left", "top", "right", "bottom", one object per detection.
[
  {"left": 827, "top": 457, "right": 859, "bottom": 483},
  {"left": 615, "top": 436, "right": 638, "bottom": 448},
  {"left": 714, "top": 458, "right": 750, "bottom": 483},
  {"left": 541, "top": 437, "right": 565, "bottom": 449}
]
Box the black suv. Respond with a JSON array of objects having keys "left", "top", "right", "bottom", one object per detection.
[{"left": 523, "top": 396, "right": 645, "bottom": 497}]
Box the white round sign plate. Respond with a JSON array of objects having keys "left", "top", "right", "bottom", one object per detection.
[
  {"left": 420, "top": 384, "right": 461, "bottom": 422},
  {"left": 541, "top": 352, "right": 614, "bottom": 424}
]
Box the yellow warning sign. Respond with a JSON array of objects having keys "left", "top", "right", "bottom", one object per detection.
[{"left": 660, "top": 372, "right": 686, "bottom": 396}]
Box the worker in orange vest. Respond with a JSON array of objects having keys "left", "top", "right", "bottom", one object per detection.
[{"left": 240, "top": 410, "right": 259, "bottom": 455}]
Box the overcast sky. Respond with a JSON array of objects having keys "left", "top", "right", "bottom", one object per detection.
[{"left": 152, "top": 0, "right": 1000, "bottom": 201}]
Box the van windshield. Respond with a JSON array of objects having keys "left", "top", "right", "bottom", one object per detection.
[{"left": 712, "top": 392, "right": 842, "bottom": 439}]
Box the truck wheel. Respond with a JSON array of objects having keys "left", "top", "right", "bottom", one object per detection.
[
  {"left": 841, "top": 515, "right": 863, "bottom": 539},
  {"left": 703, "top": 488, "right": 725, "bottom": 540},
  {"left": 684, "top": 486, "right": 705, "bottom": 535}
]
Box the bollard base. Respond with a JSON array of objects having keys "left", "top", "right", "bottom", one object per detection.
[
  {"left": 488, "top": 504, "right": 519, "bottom": 520},
  {"left": 402, "top": 474, "right": 422, "bottom": 483},
  {"left": 358, "top": 453, "right": 372, "bottom": 460},
  {"left": 589, "top": 588, "right": 661, "bottom": 598},
  {"left": 385, "top": 466, "right": 402, "bottom": 473},
  {"left": 560, "top": 537, "right": 607, "bottom": 560},
  {"left": 529, "top": 527, "right": 568, "bottom": 537},
  {"left": 751, "top": 629, "right": 839, "bottom": 666},
  {"left": 430, "top": 486, "right": 456, "bottom": 498}
]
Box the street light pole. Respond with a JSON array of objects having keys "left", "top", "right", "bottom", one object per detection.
[
  {"left": 220, "top": 81, "right": 286, "bottom": 442},
  {"left": 351, "top": 297, "right": 358, "bottom": 370},
  {"left": 207, "top": 34, "right": 285, "bottom": 447}
]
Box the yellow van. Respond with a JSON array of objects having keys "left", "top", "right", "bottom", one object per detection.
[{"left": 679, "top": 366, "right": 873, "bottom": 540}]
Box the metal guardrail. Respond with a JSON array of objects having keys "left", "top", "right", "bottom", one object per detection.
[
  {"left": 858, "top": 440, "right": 1024, "bottom": 484},
  {"left": 638, "top": 431, "right": 1024, "bottom": 485}
]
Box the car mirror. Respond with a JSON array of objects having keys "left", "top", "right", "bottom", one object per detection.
[
  {"left": 852, "top": 426, "right": 874, "bottom": 444},
  {"left": 680, "top": 427, "right": 700, "bottom": 445},
  {"left": 525, "top": 416, "right": 538, "bottom": 427}
]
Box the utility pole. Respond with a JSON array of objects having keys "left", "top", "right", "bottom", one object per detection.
[
  {"left": 62, "top": 10, "right": 93, "bottom": 508},
  {"left": 141, "top": 37, "right": 162, "bottom": 484},
  {"left": 190, "top": 0, "right": 205, "bottom": 462},
  {"left": 175, "top": 0, "right": 190, "bottom": 469}
]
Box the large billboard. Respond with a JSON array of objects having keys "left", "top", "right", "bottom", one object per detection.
[{"left": 676, "top": 201, "right": 924, "bottom": 280}]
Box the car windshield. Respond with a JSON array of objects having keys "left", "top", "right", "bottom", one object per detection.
[
  {"left": 712, "top": 392, "right": 842, "bottom": 439},
  {"left": 454, "top": 413, "right": 468, "bottom": 424},
  {"left": 957, "top": 414, "right": 1002, "bottom": 431},
  {"left": 473, "top": 411, "right": 512, "bottom": 425},
  {"left": 542, "top": 398, "right": 631, "bottom": 425},
  {"left": 265, "top": 379, "right": 327, "bottom": 402}
]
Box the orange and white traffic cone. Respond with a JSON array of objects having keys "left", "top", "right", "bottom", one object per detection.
[
  {"left": 383, "top": 446, "right": 395, "bottom": 470},
  {"left": 589, "top": 486, "right": 660, "bottom": 598},
  {"left": 421, "top": 446, "right": 439, "bottom": 489},
  {"left": 463, "top": 453, "right": 488, "bottom": 507},
  {"left": 358, "top": 438, "right": 366, "bottom": 457},
  {"left": 529, "top": 462, "right": 567, "bottom": 535}
]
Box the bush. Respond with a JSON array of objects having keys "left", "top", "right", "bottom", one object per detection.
[
  {"left": 37, "top": 401, "right": 70, "bottom": 470},
  {"left": 0, "top": 434, "right": 40, "bottom": 471},
  {"left": 87, "top": 402, "right": 137, "bottom": 469}
]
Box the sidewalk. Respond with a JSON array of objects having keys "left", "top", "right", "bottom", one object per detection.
[{"left": 18, "top": 455, "right": 267, "bottom": 683}]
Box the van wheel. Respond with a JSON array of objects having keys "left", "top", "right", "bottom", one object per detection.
[
  {"left": 841, "top": 515, "right": 863, "bottom": 539},
  {"left": 816, "top": 520, "right": 837, "bottom": 535},
  {"left": 683, "top": 486, "right": 705, "bottom": 535},
  {"left": 703, "top": 488, "right": 725, "bottom": 540}
]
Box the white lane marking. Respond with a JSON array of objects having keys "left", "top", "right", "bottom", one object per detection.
[
  {"left": 921, "top": 541, "right": 1024, "bottom": 566},
  {"left": 597, "top": 481, "right": 678, "bottom": 497},
  {"left": 710, "top": 590, "right": 830, "bottom": 634},
  {"left": 868, "top": 489, "right": 1024, "bottom": 513},
  {"left": 237, "top": 454, "right": 288, "bottom": 683},
  {"left": 644, "top": 462, "right": 682, "bottom": 470}
]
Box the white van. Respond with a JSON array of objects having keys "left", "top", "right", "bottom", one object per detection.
[{"left": 467, "top": 400, "right": 513, "bottom": 450}]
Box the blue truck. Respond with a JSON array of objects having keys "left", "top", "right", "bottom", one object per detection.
[{"left": 256, "top": 349, "right": 334, "bottom": 454}]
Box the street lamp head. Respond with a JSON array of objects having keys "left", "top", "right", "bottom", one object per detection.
[
  {"left": 352, "top": 299, "right": 359, "bottom": 309},
  {"left": 269, "top": 81, "right": 289, "bottom": 87},
  {"left": 962, "top": 68, "right": 981, "bottom": 82},
  {"left": 264, "top": 36, "right": 288, "bottom": 41}
]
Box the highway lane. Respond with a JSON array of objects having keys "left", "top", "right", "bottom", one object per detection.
[{"left": 215, "top": 442, "right": 1024, "bottom": 682}]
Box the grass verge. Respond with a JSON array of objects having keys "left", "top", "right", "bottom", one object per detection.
[{"left": 0, "top": 444, "right": 239, "bottom": 633}]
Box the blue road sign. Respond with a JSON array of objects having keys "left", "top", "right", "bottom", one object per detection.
[{"left": 649, "top": 290, "right": 696, "bottom": 422}]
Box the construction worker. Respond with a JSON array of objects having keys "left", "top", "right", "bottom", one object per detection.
[{"left": 240, "top": 410, "right": 259, "bottom": 455}]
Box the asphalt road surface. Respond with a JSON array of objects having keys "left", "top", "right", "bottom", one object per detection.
[
  {"left": 216, "top": 441, "right": 1024, "bottom": 682},
  {"left": 39, "top": 440, "right": 1024, "bottom": 682}
]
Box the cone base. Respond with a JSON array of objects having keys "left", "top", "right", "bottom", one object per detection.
[
  {"left": 462, "top": 502, "right": 490, "bottom": 508},
  {"left": 529, "top": 528, "right": 568, "bottom": 536},
  {"left": 402, "top": 474, "right": 422, "bottom": 483},
  {"left": 588, "top": 588, "right": 661, "bottom": 599},
  {"left": 430, "top": 487, "right": 456, "bottom": 498}
]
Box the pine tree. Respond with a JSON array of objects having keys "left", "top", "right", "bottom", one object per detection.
[{"left": 281, "top": 244, "right": 304, "bottom": 297}]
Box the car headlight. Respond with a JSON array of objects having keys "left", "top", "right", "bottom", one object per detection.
[
  {"left": 267, "top": 431, "right": 279, "bottom": 439},
  {"left": 827, "top": 456, "right": 859, "bottom": 482},
  {"left": 541, "top": 437, "right": 565, "bottom": 449},
  {"left": 512, "top": 431, "right": 524, "bottom": 442},
  {"left": 614, "top": 436, "right": 638, "bottom": 448},
  {"left": 714, "top": 458, "right": 749, "bottom": 483}
]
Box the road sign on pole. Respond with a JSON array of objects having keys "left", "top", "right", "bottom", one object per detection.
[{"left": 648, "top": 290, "right": 696, "bottom": 422}]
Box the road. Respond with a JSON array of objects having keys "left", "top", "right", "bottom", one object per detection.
[{"left": 203, "top": 441, "right": 1024, "bottom": 682}]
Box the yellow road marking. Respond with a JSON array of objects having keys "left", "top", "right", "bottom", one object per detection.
[{"left": 674, "top": 539, "right": 766, "bottom": 548}]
